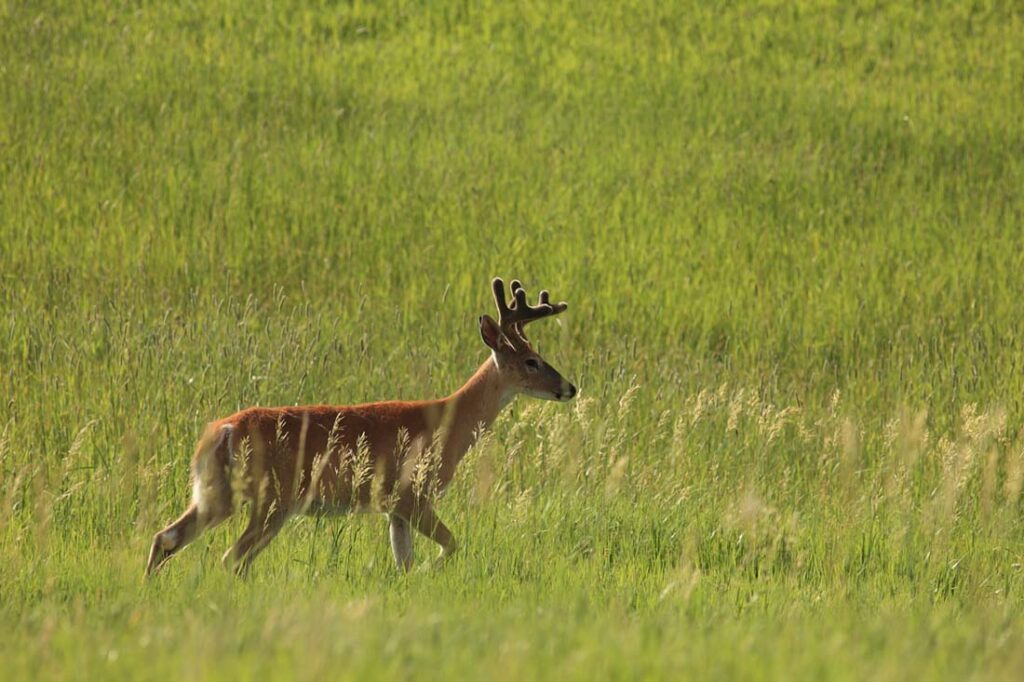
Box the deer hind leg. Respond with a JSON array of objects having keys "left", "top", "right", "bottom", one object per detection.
[
  {"left": 147, "top": 424, "right": 236, "bottom": 577},
  {"left": 146, "top": 504, "right": 200, "bottom": 576},
  {"left": 388, "top": 513, "right": 415, "bottom": 572},
  {"left": 146, "top": 497, "right": 233, "bottom": 577},
  {"left": 222, "top": 504, "right": 288, "bottom": 577}
]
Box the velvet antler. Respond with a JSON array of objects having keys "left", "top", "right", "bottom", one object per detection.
[{"left": 491, "top": 277, "right": 568, "bottom": 346}]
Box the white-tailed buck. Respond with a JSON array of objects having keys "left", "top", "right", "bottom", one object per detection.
[{"left": 147, "top": 278, "right": 576, "bottom": 576}]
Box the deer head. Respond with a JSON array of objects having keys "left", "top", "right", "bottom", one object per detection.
[{"left": 479, "top": 277, "right": 577, "bottom": 402}]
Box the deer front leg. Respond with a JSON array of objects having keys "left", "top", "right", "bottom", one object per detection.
[
  {"left": 388, "top": 513, "right": 414, "bottom": 572},
  {"left": 408, "top": 503, "right": 458, "bottom": 564}
]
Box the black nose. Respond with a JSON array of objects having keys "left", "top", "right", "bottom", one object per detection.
[{"left": 567, "top": 385, "right": 577, "bottom": 398}]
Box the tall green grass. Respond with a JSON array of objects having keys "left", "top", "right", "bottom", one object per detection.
[{"left": 2, "top": 1, "right": 1023, "bottom": 678}]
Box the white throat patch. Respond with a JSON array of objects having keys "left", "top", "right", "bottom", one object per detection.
[
  {"left": 499, "top": 389, "right": 517, "bottom": 410},
  {"left": 490, "top": 353, "right": 516, "bottom": 408}
]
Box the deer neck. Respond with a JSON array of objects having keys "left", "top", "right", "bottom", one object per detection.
[{"left": 437, "top": 356, "right": 513, "bottom": 466}]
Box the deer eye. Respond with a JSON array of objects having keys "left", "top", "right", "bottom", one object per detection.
[{"left": 525, "top": 358, "right": 540, "bottom": 371}]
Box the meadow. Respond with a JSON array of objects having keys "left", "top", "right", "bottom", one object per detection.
[{"left": 2, "top": 0, "right": 1024, "bottom": 678}]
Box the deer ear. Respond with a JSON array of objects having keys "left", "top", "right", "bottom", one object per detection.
[{"left": 479, "top": 315, "right": 510, "bottom": 352}]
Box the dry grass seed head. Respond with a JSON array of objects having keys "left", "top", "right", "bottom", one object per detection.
[
  {"left": 604, "top": 456, "right": 629, "bottom": 499},
  {"left": 1004, "top": 439, "right": 1024, "bottom": 510}
]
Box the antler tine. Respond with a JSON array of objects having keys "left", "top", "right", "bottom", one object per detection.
[
  {"left": 491, "top": 277, "right": 512, "bottom": 319},
  {"left": 492, "top": 277, "right": 568, "bottom": 336},
  {"left": 531, "top": 288, "right": 568, "bottom": 315},
  {"left": 536, "top": 290, "right": 567, "bottom": 313},
  {"left": 512, "top": 286, "right": 530, "bottom": 311}
]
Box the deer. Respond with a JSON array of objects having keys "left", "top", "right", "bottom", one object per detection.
[{"left": 146, "top": 278, "right": 576, "bottom": 577}]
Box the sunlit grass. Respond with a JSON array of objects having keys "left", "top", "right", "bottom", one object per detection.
[{"left": 2, "top": 0, "right": 1023, "bottom": 678}]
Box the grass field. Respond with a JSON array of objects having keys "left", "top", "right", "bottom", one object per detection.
[{"left": 2, "top": 1, "right": 1024, "bottom": 678}]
